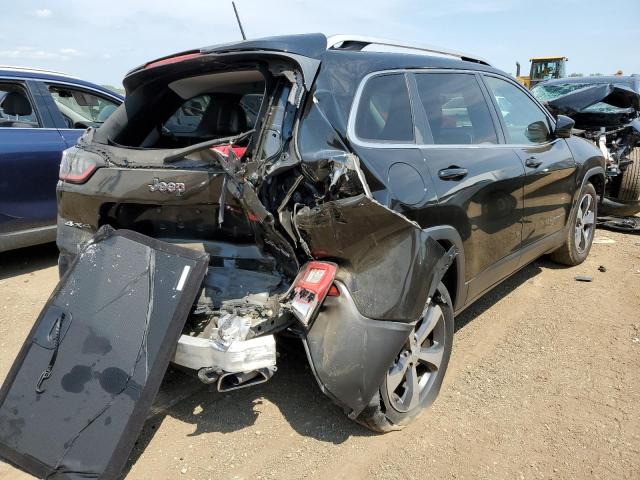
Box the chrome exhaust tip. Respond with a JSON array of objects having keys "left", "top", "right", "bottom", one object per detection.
[{"left": 216, "top": 367, "right": 276, "bottom": 392}]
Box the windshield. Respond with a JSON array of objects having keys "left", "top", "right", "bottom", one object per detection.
[{"left": 531, "top": 82, "right": 633, "bottom": 113}]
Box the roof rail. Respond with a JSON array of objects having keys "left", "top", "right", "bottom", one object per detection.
[
  {"left": 0, "top": 65, "right": 78, "bottom": 79},
  {"left": 326, "top": 35, "right": 491, "bottom": 66}
]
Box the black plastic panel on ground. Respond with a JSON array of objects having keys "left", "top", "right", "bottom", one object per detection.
[{"left": 0, "top": 227, "right": 208, "bottom": 480}]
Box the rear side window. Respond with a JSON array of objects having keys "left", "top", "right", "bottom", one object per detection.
[
  {"left": 355, "top": 74, "right": 414, "bottom": 143},
  {"left": 0, "top": 83, "right": 39, "bottom": 128},
  {"left": 484, "top": 76, "right": 551, "bottom": 144},
  {"left": 414, "top": 73, "right": 497, "bottom": 145},
  {"left": 49, "top": 85, "right": 119, "bottom": 128}
]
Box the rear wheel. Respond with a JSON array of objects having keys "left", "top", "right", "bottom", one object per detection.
[
  {"left": 550, "top": 182, "right": 597, "bottom": 266},
  {"left": 618, "top": 147, "right": 640, "bottom": 201},
  {"left": 356, "top": 283, "right": 454, "bottom": 433}
]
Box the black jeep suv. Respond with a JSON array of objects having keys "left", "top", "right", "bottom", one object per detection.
[{"left": 56, "top": 33, "right": 605, "bottom": 432}]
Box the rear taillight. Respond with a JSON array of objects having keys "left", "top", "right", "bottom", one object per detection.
[
  {"left": 59, "top": 148, "right": 100, "bottom": 184},
  {"left": 290, "top": 261, "right": 338, "bottom": 326}
]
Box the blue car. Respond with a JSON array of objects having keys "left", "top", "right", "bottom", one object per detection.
[{"left": 0, "top": 66, "right": 123, "bottom": 252}]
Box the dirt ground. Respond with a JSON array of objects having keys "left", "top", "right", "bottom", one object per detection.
[{"left": 0, "top": 230, "right": 639, "bottom": 480}]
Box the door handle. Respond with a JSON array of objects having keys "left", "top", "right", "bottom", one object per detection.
[
  {"left": 438, "top": 167, "right": 468, "bottom": 180},
  {"left": 525, "top": 157, "right": 543, "bottom": 168}
]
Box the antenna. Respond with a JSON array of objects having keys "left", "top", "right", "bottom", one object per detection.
[{"left": 232, "top": 2, "right": 247, "bottom": 40}]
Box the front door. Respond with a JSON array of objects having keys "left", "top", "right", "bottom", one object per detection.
[
  {"left": 411, "top": 72, "right": 526, "bottom": 303},
  {"left": 482, "top": 75, "right": 577, "bottom": 251}
]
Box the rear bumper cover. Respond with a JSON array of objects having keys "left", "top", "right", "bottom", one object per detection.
[{"left": 303, "top": 281, "right": 415, "bottom": 417}]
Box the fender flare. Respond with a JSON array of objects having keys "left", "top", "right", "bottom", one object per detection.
[
  {"left": 422, "top": 225, "right": 467, "bottom": 312},
  {"left": 570, "top": 166, "right": 606, "bottom": 222}
]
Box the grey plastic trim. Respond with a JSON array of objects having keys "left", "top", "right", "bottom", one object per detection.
[
  {"left": 569, "top": 166, "right": 606, "bottom": 221},
  {"left": 422, "top": 225, "right": 467, "bottom": 312}
]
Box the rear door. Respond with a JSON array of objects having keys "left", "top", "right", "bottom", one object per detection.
[
  {"left": 411, "top": 71, "right": 526, "bottom": 304},
  {"left": 0, "top": 79, "right": 66, "bottom": 248},
  {"left": 481, "top": 74, "right": 577, "bottom": 257}
]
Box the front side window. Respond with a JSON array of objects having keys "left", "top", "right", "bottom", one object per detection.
[
  {"left": 414, "top": 73, "right": 498, "bottom": 145},
  {"left": 355, "top": 74, "right": 414, "bottom": 142},
  {"left": 484, "top": 76, "right": 551, "bottom": 144},
  {"left": 0, "top": 83, "right": 39, "bottom": 128},
  {"left": 49, "top": 85, "right": 119, "bottom": 128}
]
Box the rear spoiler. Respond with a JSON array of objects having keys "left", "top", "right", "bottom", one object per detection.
[{"left": 123, "top": 33, "right": 327, "bottom": 93}]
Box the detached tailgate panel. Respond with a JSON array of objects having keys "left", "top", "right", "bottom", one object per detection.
[{"left": 0, "top": 228, "right": 208, "bottom": 479}]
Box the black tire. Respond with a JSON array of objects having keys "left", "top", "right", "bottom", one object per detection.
[
  {"left": 356, "top": 283, "right": 454, "bottom": 433},
  {"left": 618, "top": 147, "right": 640, "bottom": 201},
  {"left": 550, "top": 182, "right": 597, "bottom": 266}
]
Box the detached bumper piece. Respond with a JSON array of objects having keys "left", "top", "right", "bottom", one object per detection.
[{"left": 0, "top": 227, "right": 208, "bottom": 480}]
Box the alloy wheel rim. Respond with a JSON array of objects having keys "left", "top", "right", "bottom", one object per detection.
[
  {"left": 385, "top": 303, "right": 445, "bottom": 413},
  {"left": 575, "top": 193, "right": 595, "bottom": 254}
]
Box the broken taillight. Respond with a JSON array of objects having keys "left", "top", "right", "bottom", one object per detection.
[
  {"left": 290, "top": 261, "right": 338, "bottom": 326},
  {"left": 59, "top": 148, "right": 100, "bottom": 184}
]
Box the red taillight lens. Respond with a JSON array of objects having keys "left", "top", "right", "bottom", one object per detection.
[
  {"left": 145, "top": 52, "right": 201, "bottom": 69},
  {"left": 59, "top": 148, "right": 100, "bottom": 184},
  {"left": 290, "top": 262, "right": 338, "bottom": 326}
]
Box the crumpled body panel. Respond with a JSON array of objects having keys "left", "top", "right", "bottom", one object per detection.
[
  {"left": 547, "top": 83, "right": 640, "bottom": 118},
  {"left": 296, "top": 195, "right": 452, "bottom": 321},
  {"left": 0, "top": 228, "right": 208, "bottom": 480}
]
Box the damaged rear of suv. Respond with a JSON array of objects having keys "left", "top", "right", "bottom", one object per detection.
[{"left": 56, "top": 33, "right": 605, "bottom": 433}]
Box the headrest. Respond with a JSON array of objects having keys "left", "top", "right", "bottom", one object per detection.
[
  {"left": 215, "top": 103, "right": 247, "bottom": 136},
  {"left": 1, "top": 91, "right": 32, "bottom": 116}
]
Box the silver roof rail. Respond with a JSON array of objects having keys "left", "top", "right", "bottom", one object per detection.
[
  {"left": 0, "top": 65, "right": 78, "bottom": 79},
  {"left": 326, "top": 35, "right": 491, "bottom": 66}
]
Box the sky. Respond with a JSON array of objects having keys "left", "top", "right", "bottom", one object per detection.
[{"left": 1, "top": 0, "right": 639, "bottom": 88}]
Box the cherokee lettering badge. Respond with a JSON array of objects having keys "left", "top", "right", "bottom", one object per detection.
[{"left": 148, "top": 177, "right": 186, "bottom": 195}]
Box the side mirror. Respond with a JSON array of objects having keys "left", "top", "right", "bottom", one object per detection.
[{"left": 554, "top": 114, "right": 575, "bottom": 138}]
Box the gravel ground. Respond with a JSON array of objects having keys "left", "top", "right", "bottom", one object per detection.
[{"left": 0, "top": 231, "right": 639, "bottom": 480}]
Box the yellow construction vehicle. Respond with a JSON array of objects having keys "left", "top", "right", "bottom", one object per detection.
[{"left": 516, "top": 56, "right": 568, "bottom": 88}]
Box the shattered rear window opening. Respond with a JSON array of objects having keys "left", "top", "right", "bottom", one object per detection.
[{"left": 108, "top": 68, "right": 268, "bottom": 150}]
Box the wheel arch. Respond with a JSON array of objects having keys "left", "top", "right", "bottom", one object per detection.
[
  {"left": 423, "top": 225, "right": 466, "bottom": 312},
  {"left": 586, "top": 169, "right": 606, "bottom": 197},
  {"left": 570, "top": 166, "right": 605, "bottom": 223}
]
